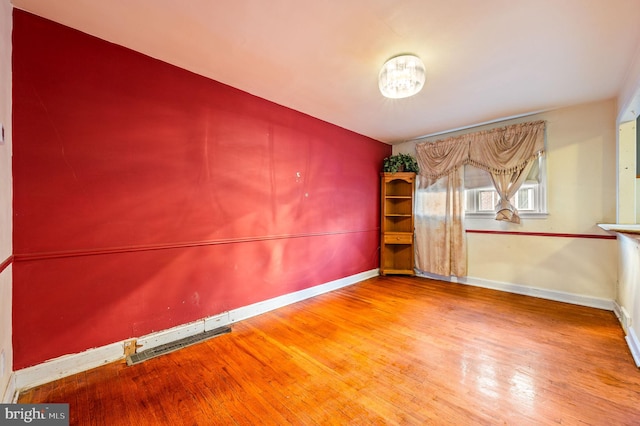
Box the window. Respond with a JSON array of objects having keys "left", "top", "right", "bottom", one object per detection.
[{"left": 465, "top": 155, "right": 547, "bottom": 218}]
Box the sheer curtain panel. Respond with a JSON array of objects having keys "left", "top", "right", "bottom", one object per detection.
[{"left": 414, "top": 170, "right": 467, "bottom": 277}]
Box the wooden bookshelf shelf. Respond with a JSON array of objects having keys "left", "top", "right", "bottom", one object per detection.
[{"left": 380, "top": 172, "right": 415, "bottom": 276}]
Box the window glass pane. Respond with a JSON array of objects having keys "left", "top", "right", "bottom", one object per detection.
[
  {"left": 478, "top": 191, "right": 495, "bottom": 211},
  {"left": 525, "top": 157, "right": 540, "bottom": 183},
  {"left": 516, "top": 191, "right": 527, "bottom": 210},
  {"left": 516, "top": 188, "right": 534, "bottom": 210}
]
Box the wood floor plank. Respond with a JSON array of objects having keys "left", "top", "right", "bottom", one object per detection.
[{"left": 17, "top": 276, "right": 640, "bottom": 424}]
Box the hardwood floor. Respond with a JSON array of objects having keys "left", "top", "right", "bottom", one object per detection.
[{"left": 19, "top": 276, "right": 640, "bottom": 425}]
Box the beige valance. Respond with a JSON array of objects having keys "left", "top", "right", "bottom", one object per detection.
[{"left": 416, "top": 120, "right": 546, "bottom": 179}]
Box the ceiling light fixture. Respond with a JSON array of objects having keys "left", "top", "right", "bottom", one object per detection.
[{"left": 378, "top": 54, "right": 426, "bottom": 99}]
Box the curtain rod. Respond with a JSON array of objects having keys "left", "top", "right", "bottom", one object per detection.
[{"left": 402, "top": 110, "right": 547, "bottom": 144}]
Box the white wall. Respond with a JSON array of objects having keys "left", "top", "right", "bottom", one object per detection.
[
  {"left": 618, "top": 120, "right": 636, "bottom": 223},
  {"left": 395, "top": 99, "right": 618, "bottom": 302},
  {"left": 615, "top": 38, "right": 640, "bottom": 361},
  {"left": 0, "top": 0, "right": 13, "bottom": 403},
  {"left": 618, "top": 234, "right": 640, "bottom": 330}
]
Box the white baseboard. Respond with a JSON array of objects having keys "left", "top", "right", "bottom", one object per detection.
[
  {"left": 417, "top": 272, "right": 615, "bottom": 311},
  {"left": 136, "top": 320, "right": 208, "bottom": 353},
  {"left": 613, "top": 301, "right": 640, "bottom": 367},
  {"left": 14, "top": 342, "right": 124, "bottom": 392},
  {"left": 626, "top": 327, "right": 640, "bottom": 367},
  {"left": 1, "top": 372, "right": 16, "bottom": 403},
  {"left": 13, "top": 269, "right": 378, "bottom": 393},
  {"left": 613, "top": 301, "right": 624, "bottom": 327},
  {"left": 612, "top": 301, "right": 633, "bottom": 332}
]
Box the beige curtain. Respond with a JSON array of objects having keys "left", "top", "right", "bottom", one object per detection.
[
  {"left": 489, "top": 161, "right": 536, "bottom": 224},
  {"left": 414, "top": 120, "right": 545, "bottom": 277},
  {"left": 468, "top": 121, "right": 545, "bottom": 223},
  {"left": 415, "top": 137, "right": 469, "bottom": 179},
  {"left": 414, "top": 170, "right": 466, "bottom": 277}
]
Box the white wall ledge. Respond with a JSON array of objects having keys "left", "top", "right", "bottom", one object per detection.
[{"left": 598, "top": 223, "right": 640, "bottom": 236}]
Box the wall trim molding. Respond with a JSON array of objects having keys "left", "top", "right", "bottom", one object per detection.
[
  {"left": 613, "top": 301, "right": 640, "bottom": 367},
  {"left": 13, "top": 269, "right": 378, "bottom": 392},
  {"left": 14, "top": 342, "right": 124, "bottom": 393},
  {"left": 613, "top": 301, "right": 625, "bottom": 329},
  {"left": 13, "top": 229, "right": 379, "bottom": 262},
  {"left": 417, "top": 272, "right": 615, "bottom": 311},
  {"left": 626, "top": 327, "right": 640, "bottom": 367}
]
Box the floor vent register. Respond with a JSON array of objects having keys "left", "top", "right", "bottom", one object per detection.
[{"left": 126, "top": 326, "right": 232, "bottom": 366}]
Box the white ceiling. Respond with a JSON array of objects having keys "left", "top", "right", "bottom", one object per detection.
[{"left": 11, "top": 0, "right": 640, "bottom": 144}]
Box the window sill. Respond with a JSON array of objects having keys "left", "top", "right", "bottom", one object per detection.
[{"left": 466, "top": 212, "right": 549, "bottom": 219}]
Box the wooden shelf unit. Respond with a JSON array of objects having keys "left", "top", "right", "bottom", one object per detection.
[{"left": 380, "top": 172, "right": 415, "bottom": 275}]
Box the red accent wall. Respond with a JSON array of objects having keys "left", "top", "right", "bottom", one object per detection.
[{"left": 12, "top": 10, "right": 391, "bottom": 369}]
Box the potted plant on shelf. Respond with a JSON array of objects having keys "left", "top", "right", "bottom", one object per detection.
[{"left": 383, "top": 153, "right": 419, "bottom": 173}]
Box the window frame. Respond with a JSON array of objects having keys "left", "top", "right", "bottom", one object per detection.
[{"left": 464, "top": 156, "right": 548, "bottom": 219}]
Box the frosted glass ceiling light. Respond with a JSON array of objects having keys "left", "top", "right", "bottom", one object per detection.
[{"left": 379, "top": 54, "right": 426, "bottom": 99}]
